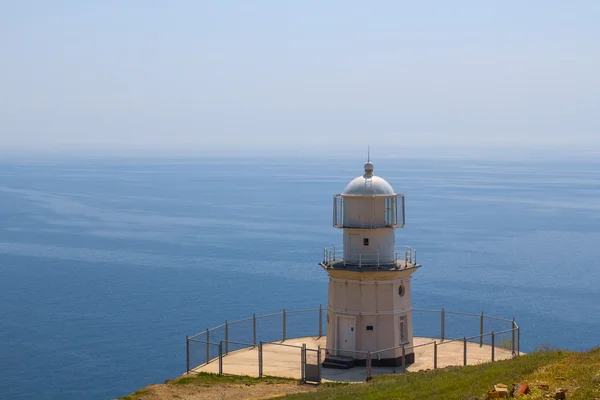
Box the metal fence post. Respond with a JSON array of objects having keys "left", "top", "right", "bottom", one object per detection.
[
  {"left": 253, "top": 313, "right": 257, "bottom": 346},
  {"left": 512, "top": 318, "right": 516, "bottom": 354},
  {"left": 283, "top": 309, "right": 287, "bottom": 341},
  {"left": 258, "top": 341, "right": 263, "bottom": 378},
  {"left": 480, "top": 312, "right": 484, "bottom": 347},
  {"left": 441, "top": 308, "right": 445, "bottom": 341},
  {"left": 517, "top": 327, "right": 521, "bottom": 356},
  {"left": 206, "top": 328, "right": 210, "bottom": 364},
  {"left": 491, "top": 332, "right": 495, "bottom": 362},
  {"left": 401, "top": 345, "right": 406, "bottom": 373},
  {"left": 366, "top": 351, "right": 372, "bottom": 381},
  {"left": 318, "top": 304, "right": 323, "bottom": 337},
  {"left": 186, "top": 335, "right": 190, "bottom": 374},
  {"left": 434, "top": 342, "right": 437, "bottom": 369},
  {"left": 218, "top": 341, "right": 223, "bottom": 375},
  {"left": 301, "top": 344, "right": 306, "bottom": 382},
  {"left": 225, "top": 320, "right": 229, "bottom": 355},
  {"left": 463, "top": 337, "right": 467, "bottom": 366},
  {"left": 317, "top": 345, "right": 322, "bottom": 383}
]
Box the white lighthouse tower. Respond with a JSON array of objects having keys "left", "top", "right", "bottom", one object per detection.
[{"left": 320, "top": 157, "right": 420, "bottom": 367}]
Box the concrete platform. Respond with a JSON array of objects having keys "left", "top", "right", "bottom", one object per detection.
[{"left": 193, "top": 336, "right": 519, "bottom": 382}]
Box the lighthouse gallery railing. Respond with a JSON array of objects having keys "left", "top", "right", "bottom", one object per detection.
[{"left": 322, "top": 245, "right": 417, "bottom": 267}]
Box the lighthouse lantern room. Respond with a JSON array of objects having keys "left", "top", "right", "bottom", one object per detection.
[{"left": 320, "top": 158, "right": 420, "bottom": 367}]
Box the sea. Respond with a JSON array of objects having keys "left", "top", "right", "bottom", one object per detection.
[{"left": 1, "top": 152, "right": 599, "bottom": 399}]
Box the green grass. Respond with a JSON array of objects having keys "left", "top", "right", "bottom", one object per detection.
[
  {"left": 498, "top": 338, "right": 513, "bottom": 350},
  {"left": 120, "top": 373, "right": 299, "bottom": 399},
  {"left": 120, "top": 388, "right": 151, "bottom": 400},
  {"left": 172, "top": 372, "right": 297, "bottom": 387},
  {"left": 283, "top": 350, "right": 573, "bottom": 400}
]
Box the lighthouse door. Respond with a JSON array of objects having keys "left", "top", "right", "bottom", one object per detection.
[{"left": 336, "top": 316, "right": 356, "bottom": 357}]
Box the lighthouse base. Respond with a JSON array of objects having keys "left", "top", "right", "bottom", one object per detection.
[
  {"left": 355, "top": 352, "right": 415, "bottom": 367},
  {"left": 323, "top": 352, "right": 415, "bottom": 369}
]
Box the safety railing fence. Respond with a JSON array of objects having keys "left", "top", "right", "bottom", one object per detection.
[
  {"left": 493, "top": 327, "right": 518, "bottom": 357},
  {"left": 186, "top": 306, "right": 520, "bottom": 383},
  {"left": 187, "top": 339, "right": 220, "bottom": 375},
  {"left": 369, "top": 328, "right": 521, "bottom": 379},
  {"left": 187, "top": 306, "right": 324, "bottom": 373},
  {"left": 443, "top": 310, "right": 483, "bottom": 342},
  {"left": 262, "top": 341, "right": 305, "bottom": 379},
  {"left": 371, "top": 339, "right": 438, "bottom": 373},
  {"left": 285, "top": 308, "right": 325, "bottom": 341},
  {"left": 412, "top": 308, "right": 516, "bottom": 345},
  {"left": 368, "top": 317, "right": 520, "bottom": 380},
  {"left": 303, "top": 345, "right": 322, "bottom": 383},
  {"left": 254, "top": 312, "right": 285, "bottom": 345},
  {"left": 225, "top": 316, "right": 254, "bottom": 347},
  {"left": 411, "top": 308, "right": 443, "bottom": 341}
]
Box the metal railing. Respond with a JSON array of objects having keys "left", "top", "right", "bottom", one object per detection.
[
  {"left": 187, "top": 306, "right": 325, "bottom": 375},
  {"left": 368, "top": 308, "right": 521, "bottom": 375},
  {"left": 322, "top": 245, "right": 417, "bottom": 267},
  {"left": 186, "top": 306, "right": 519, "bottom": 383}
]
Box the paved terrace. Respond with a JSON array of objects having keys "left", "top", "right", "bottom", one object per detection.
[{"left": 193, "top": 336, "right": 520, "bottom": 382}]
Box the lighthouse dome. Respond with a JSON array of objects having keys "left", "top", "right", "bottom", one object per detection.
[{"left": 342, "top": 161, "right": 395, "bottom": 196}]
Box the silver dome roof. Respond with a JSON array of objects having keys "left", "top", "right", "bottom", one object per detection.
[{"left": 342, "top": 161, "right": 395, "bottom": 196}]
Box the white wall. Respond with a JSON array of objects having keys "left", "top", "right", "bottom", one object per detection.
[
  {"left": 342, "top": 228, "right": 395, "bottom": 264},
  {"left": 326, "top": 271, "right": 417, "bottom": 359}
]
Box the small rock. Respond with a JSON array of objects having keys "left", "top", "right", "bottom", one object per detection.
[
  {"left": 485, "top": 384, "right": 509, "bottom": 399},
  {"left": 555, "top": 376, "right": 566, "bottom": 380},
  {"left": 592, "top": 374, "right": 600, "bottom": 384},
  {"left": 485, "top": 390, "right": 505, "bottom": 399},
  {"left": 538, "top": 384, "right": 550, "bottom": 391},
  {"left": 513, "top": 383, "right": 530, "bottom": 396},
  {"left": 555, "top": 388, "right": 567, "bottom": 400}
]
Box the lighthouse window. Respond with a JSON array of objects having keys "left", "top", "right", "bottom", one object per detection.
[
  {"left": 400, "top": 316, "right": 408, "bottom": 344},
  {"left": 385, "top": 197, "right": 392, "bottom": 225},
  {"left": 398, "top": 284, "right": 405, "bottom": 297},
  {"left": 366, "top": 325, "right": 374, "bottom": 331},
  {"left": 363, "top": 238, "right": 369, "bottom": 246}
]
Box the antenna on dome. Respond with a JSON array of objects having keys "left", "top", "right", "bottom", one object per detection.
[{"left": 364, "top": 146, "right": 374, "bottom": 177}]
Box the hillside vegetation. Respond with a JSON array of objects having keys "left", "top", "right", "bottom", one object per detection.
[
  {"left": 286, "top": 347, "right": 600, "bottom": 399},
  {"left": 120, "top": 347, "right": 600, "bottom": 400}
]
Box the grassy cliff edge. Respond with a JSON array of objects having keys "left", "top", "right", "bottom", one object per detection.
[{"left": 120, "top": 347, "right": 600, "bottom": 400}]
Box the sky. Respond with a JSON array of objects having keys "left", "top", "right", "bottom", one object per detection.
[{"left": 1, "top": 1, "right": 599, "bottom": 156}]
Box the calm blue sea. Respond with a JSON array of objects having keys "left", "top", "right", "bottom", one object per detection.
[{"left": 1, "top": 154, "right": 599, "bottom": 399}]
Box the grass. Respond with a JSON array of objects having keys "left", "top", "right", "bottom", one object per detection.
[
  {"left": 498, "top": 338, "right": 513, "bottom": 350},
  {"left": 121, "top": 388, "right": 152, "bottom": 400},
  {"left": 283, "top": 347, "right": 600, "bottom": 400},
  {"left": 172, "top": 372, "right": 297, "bottom": 387},
  {"left": 120, "top": 373, "right": 299, "bottom": 399}
]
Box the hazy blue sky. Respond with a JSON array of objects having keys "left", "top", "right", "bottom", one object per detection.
[{"left": 1, "top": 1, "right": 599, "bottom": 155}]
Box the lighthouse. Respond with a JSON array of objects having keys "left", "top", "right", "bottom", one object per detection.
[{"left": 320, "top": 158, "right": 420, "bottom": 367}]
